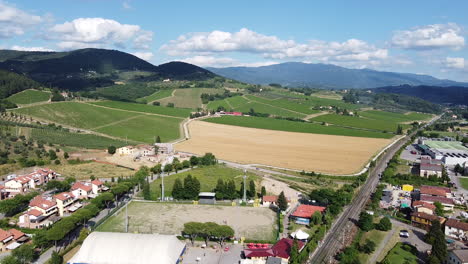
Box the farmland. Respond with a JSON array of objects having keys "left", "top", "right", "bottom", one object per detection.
[
  {"left": 359, "top": 110, "right": 431, "bottom": 123},
  {"left": 96, "top": 201, "right": 277, "bottom": 241},
  {"left": 137, "top": 89, "right": 174, "bottom": 103},
  {"left": 12, "top": 102, "right": 182, "bottom": 143},
  {"left": 50, "top": 161, "right": 135, "bottom": 180},
  {"left": 7, "top": 89, "right": 50, "bottom": 104},
  {"left": 145, "top": 165, "right": 259, "bottom": 199},
  {"left": 176, "top": 121, "right": 392, "bottom": 174},
  {"left": 90, "top": 101, "right": 191, "bottom": 118},
  {"left": 310, "top": 113, "right": 409, "bottom": 132},
  {"left": 157, "top": 88, "right": 222, "bottom": 109},
  {"left": 205, "top": 116, "right": 394, "bottom": 139}
]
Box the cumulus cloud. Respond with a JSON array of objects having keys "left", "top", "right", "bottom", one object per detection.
[
  {"left": 181, "top": 55, "right": 279, "bottom": 67},
  {"left": 391, "top": 23, "right": 464, "bottom": 49},
  {"left": 161, "top": 28, "right": 388, "bottom": 66},
  {"left": 0, "top": 1, "right": 43, "bottom": 38},
  {"left": 445, "top": 57, "right": 465, "bottom": 69},
  {"left": 11, "top": 45, "right": 54, "bottom": 52},
  {"left": 131, "top": 52, "right": 153, "bottom": 61},
  {"left": 48, "top": 18, "right": 153, "bottom": 51}
]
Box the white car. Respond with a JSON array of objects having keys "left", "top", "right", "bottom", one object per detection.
[
  {"left": 461, "top": 212, "right": 468, "bottom": 218},
  {"left": 399, "top": 230, "right": 410, "bottom": 238}
]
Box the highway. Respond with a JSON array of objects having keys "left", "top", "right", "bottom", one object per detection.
[{"left": 308, "top": 115, "right": 441, "bottom": 263}]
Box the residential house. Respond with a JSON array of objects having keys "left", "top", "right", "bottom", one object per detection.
[
  {"left": 411, "top": 211, "right": 445, "bottom": 231},
  {"left": 261, "top": 196, "right": 290, "bottom": 207},
  {"left": 445, "top": 219, "right": 468, "bottom": 241},
  {"left": 91, "top": 179, "right": 106, "bottom": 194},
  {"left": 243, "top": 238, "right": 305, "bottom": 261},
  {"left": 154, "top": 143, "right": 174, "bottom": 155},
  {"left": 18, "top": 195, "right": 58, "bottom": 229},
  {"left": 420, "top": 195, "right": 455, "bottom": 211},
  {"left": 447, "top": 249, "right": 468, "bottom": 264},
  {"left": 412, "top": 201, "right": 436, "bottom": 215},
  {"left": 135, "top": 145, "right": 155, "bottom": 157},
  {"left": 3, "top": 169, "right": 57, "bottom": 195},
  {"left": 71, "top": 182, "right": 93, "bottom": 199},
  {"left": 4, "top": 175, "right": 32, "bottom": 194},
  {"left": 54, "top": 192, "right": 80, "bottom": 217},
  {"left": 0, "top": 228, "right": 27, "bottom": 252},
  {"left": 290, "top": 205, "right": 326, "bottom": 225},
  {"left": 420, "top": 185, "right": 451, "bottom": 198},
  {"left": 117, "top": 146, "right": 137, "bottom": 156}
]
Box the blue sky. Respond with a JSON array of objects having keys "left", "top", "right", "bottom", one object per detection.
[{"left": 1, "top": 0, "right": 468, "bottom": 81}]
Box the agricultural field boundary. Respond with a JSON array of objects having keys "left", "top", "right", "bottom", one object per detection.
[{"left": 83, "top": 102, "right": 185, "bottom": 120}]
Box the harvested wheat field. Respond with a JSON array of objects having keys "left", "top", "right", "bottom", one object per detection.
[{"left": 176, "top": 121, "right": 393, "bottom": 175}]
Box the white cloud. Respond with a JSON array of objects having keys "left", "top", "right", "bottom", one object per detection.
[
  {"left": 0, "top": 1, "right": 42, "bottom": 38},
  {"left": 48, "top": 18, "right": 153, "bottom": 51},
  {"left": 122, "top": 1, "right": 132, "bottom": 9},
  {"left": 445, "top": 57, "right": 464, "bottom": 69},
  {"left": 11, "top": 45, "right": 54, "bottom": 52},
  {"left": 180, "top": 55, "right": 279, "bottom": 68},
  {"left": 161, "top": 28, "right": 388, "bottom": 67},
  {"left": 392, "top": 23, "right": 464, "bottom": 49},
  {"left": 132, "top": 51, "right": 153, "bottom": 61}
]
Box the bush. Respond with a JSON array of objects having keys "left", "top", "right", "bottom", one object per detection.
[{"left": 376, "top": 217, "right": 392, "bottom": 231}]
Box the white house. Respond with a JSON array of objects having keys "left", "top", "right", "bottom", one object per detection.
[
  {"left": 445, "top": 218, "right": 468, "bottom": 241},
  {"left": 71, "top": 182, "right": 93, "bottom": 199}
]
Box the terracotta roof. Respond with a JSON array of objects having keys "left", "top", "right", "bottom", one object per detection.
[
  {"left": 291, "top": 205, "right": 326, "bottom": 218},
  {"left": 420, "top": 195, "right": 454, "bottom": 205},
  {"left": 27, "top": 209, "right": 43, "bottom": 217},
  {"left": 91, "top": 179, "right": 103, "bottom": 186},
  {"left": 446, "top": 218, "right": 468, "bottom": 231},
  {"left": 412, "top": 201, "right": 436, "bottom": 210},
  {"left": 244, "top": 248, "right": 275, "bottom": 258},
  {"left": 0, "top": 229, "right": 12, "bottom": 242},
  {"left": 8, "top": 229, "right": 25, "bottom": 240},
  {"left": 420, "top": 185, "right": 450, "bottom": 197},
  {"left": 262, "top": 196, "right": 278, "bottom": 203},
  {"left": 420, "top": 163, "right": 442, "bottom": 172},
  {"left": 29, "top": 196, "right": 57, "bottom": 210},
  {"left": 71, "top": 182, "right": 92, "bottom": 192},
  {"left": 54, "top": 192, "right": 75, "bottom": 201},
  {"left": 271, "top": 238, "right": 305, "bottom": 259},
  {"left": 14, "top": 175, "right": 31, "bottom": 184}
]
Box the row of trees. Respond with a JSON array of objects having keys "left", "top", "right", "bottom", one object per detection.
[
  {"left": 183, "top": 222, "right": 234, "bottom": 246},
  {"left": 172, "top": 175, "right": 201, "bottom": 200}
]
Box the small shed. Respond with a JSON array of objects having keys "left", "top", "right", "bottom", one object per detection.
[
  {"left": 402, "top": 184, "right": 414, "bottom": 192},
  {"left": 198, "top": 192, "right": 216, "bottom": 204}
]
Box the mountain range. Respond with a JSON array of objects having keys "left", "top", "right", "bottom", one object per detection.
[{"left": 207, "top": 62, "right": 468, "bottom": 89}]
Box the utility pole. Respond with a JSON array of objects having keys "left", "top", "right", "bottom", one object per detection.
[
  {"left": 161, "top": 172, "right": 165, "bottom": 201},
  {"left": 243, "top": 169, "right": 247, "bottom": 202},
  {"left": 125, "top": 202, "right": 128, "bottom": 233}
]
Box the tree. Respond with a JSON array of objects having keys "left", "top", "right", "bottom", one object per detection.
[
  {"left": 183, "top": 222, "right": 203, "bottom": 245},
  {"left": 200, "top": 153, "right": 217, "bottom": 166},
  {"left": 248, "top": 180, "right": 256, "bottom": 199},
  {"left": 151, "top": 164, "right": 162, "bottom": 177},
  {"left": 214, "top": 179, "right": 225, "bottom": 200},
  {"left": 107, "top": 145, "right": 116, "bottom": 154},
  {"left": 142, "top": 181, "right": 151, "bottom": 200},
  {"left": 12, "top": 244, "right": 35, "bottom": 264},
  {"left": 48, "top": 149, "right": 57, "bottom": 160},
  {"left": 63, "top": 152, "right": 69, "bottom": 159},
  {"left": 212, "top": 225, "right": 234, "bottom": 246},
  {"left": 311, "top": 211, "right": 322, "bottom": 225},
  {"left": 189, "top": 156, "right": 199, "bottom": 167},
  {"left": 426, "top": 220, "right": 447, "bottom": 263},
  {"left": 1, "top": 256, "right": 20, "bottom": 264},
  {"left": 32, "top": 230, "right": 48, "bottom": 250},
  {"left": 289, "top": 239, "right": 299, "bottom": 264},
  {"left": 360, "top": 239, "right": 376, "bottom": 254},
  {"left": 226, "top": 180, "right": 237, "bottom": 200},
  {"left": 358, "top": 212, "right": 374, "bottom": 232},
  {"left": 434, "top": 201, "right": 445, "bottom": 217},
  {"left": 50, "top": 251, "right": 63, "bottom": 264},
  {"left": 261, "top": 186, "right": 266, "bottom": 197},
  {"left": 277, "top": 191, "right": 288, "bottom": 211},
  {"left": 156, "top": 136, "right": 161, "bottom": 143},
  {"left": 376, "top": 217, "right": 392, "bottom": 231},
  {"left": 396, "top": 125, "right": 403, "bottom": 135},
  {"left": 163, "top": 164, "right": 173, "bottom": 173},
  {"left": 172, "top": 178, "right": 184, "bottom": 199}
]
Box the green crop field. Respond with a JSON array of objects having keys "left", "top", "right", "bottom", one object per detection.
[
  {"left": 204, "top": 116, "right": 394, "bottom": 139},
  {"left": 146, "top": 165, "right": 259, "bottom": 199},
  {"left": 30, "top": 128, "right": 128, "bottom": 149},
  {"left": 158, "top": 88, "right": 222, "bottom": 109},
  {"left": 12, "top": 102, "right": 182, "bottom": 143},
  {"left": 245, "top": 95, "right": 319, "bottom": 115},
  {"left": 90, "top": 101, "right": 190, "bottom": 118},
  {"left": 425, "top": 141, "right": 468, "bottom": 151},
  {"left": 7, "top": 89, "right": 50, "bottom": 104},
  {"left": 310, "top": 113, "right": 408, "bottom": 132},
  {"left": 235, "top": 101, "right": 306, "bottom": 118},
  {"left": 137, "top": 89, "right": 174, "bottom": 103},
  {"left": 359, "top": 110, "right": 431, "bottom": 123}
]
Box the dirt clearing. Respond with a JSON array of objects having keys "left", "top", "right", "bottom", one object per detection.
[{"left": 176, "top": 121, "right": 392, "bottom": 175}]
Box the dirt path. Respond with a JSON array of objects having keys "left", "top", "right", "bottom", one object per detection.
[
  {"left": 90, "top": 115, "right": 143, "bottom": 130},
  {"left": 243, "top": 95, "right": 307, "bottom": 117},
  {"left": 369, "top": 228, "right": 397, "bottom": 264},
  {"left": 81, "top": 102, "right": 184, "bottom": 120},
  {"left": 303, "top": 111, "right": 328, "bottom": 120}
]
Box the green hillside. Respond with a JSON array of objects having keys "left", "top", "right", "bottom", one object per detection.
[{"left": 7, "top": 89, "right": 50, "bottom": 104}]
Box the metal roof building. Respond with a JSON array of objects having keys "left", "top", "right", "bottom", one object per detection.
[{"left": 68, "top": 232, "right": 186, "bottom": 264}]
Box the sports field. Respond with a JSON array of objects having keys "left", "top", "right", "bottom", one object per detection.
[
  {"left": 13, "top": 102, "right": 183, "bottom": 143},
  {"left": 96, "top": 201, "right": 277, "bottom": 241},
  {"left": 158, "top": 88, "right": 222, "bottom": 109},
  {"left": 7, "top": 89, "right": 50, "bottom": 104},
  {"left": 176, "top": 121, "right": 392, "bottom": 174},
  {"left": 425, "top": 141, "right": 468, "bottom": 151}
]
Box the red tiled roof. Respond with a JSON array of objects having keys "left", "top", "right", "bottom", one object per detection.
[
  {"left": 91, "top": 179, "right": 103, "bottom": 186},
  {"left": 412, "top": 201, "right": 436, "bottom": 210},
  {"left": 14, "top": 175, "right": 31, "bottom": 184},
  {"left": 291, "top": 205, "right": 326, "bottom": 218},
  {"left": 420, "top": 185, "right": 450, "bottom": 197},
  {"left": 244, "top": 248, "right": 275, "bottom": 258},
  {"left": 71, "top": 182, "right": 92, "bottom": 192},
  {"left": 8, "top": 229, "right": 25, "bottom": 240},
  {"left": 27, "top": 209, "right": 43, "bottom": 217},
  {"left": 420, "top": 195, "right": 454, "bottom": 205},
  {"left": 446, "top": 218, "right": 468, "bottom": 231},
  {"left": 271, "top": 238, "right": 305, "bottom": 259},
  {"left": 262, "top": 196, "right": 278, "bottom": 203},
  {"left": 411, "top": 211, "right": 441, "bottom": 222},
  {"left": 0, "top": 229, "right": 12, "bottom": 242},
  {"left": 54, "top": 192, "right": 74, "bottom": 201},
  {"left": 29, "top": 196, "right": 57, "bottom": 210}
]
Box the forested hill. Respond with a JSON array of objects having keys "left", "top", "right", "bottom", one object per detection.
[
  {"left": 373, "top": 85, "right": 468, "bottom": 105},
  {"left": 0, "top": 70, "right": 41, "bottom": 99},
  {"left": 207, "top": 62, "right": 468, "bottom": 89}
]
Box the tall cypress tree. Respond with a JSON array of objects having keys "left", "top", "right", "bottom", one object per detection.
[
  {"left": 215, "top": 179, "right": 225, "bottom": 199},
  {"left": 277, "top": 191, "right": 288, "bottom": 211},
  {"left": 172, "top": 178, "right": 183, "bottom": 199},
  {"left": 249, "top": 180, "right": 256, "bottom": 199}
]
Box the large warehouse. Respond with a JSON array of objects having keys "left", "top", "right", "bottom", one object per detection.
[
  {"left": 68, "top": 232, "right": 186, "bottom": 264},
  {"left": 418, "top": 139, "right": 468, "bottom": 166}
]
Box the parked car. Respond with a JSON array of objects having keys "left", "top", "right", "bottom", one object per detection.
[
  {"left": 399, "top": 230, "right": 410, "bottom": 238},
  {"left": 410, "top": 150, "right": 417, "bottom": 154},
  {"left": 224, "top": 246, "right": 230, "bottom": 252}
]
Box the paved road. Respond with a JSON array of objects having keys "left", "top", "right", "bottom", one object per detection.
[{"left": 308, "top": 115, "right": 441, "bottom": 264}]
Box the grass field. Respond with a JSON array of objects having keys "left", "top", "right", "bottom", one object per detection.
[
  {"left": 90, "top": 101, "right": 191, "bottom": 118},
  {"left": 50, "top": 161, "right": 135, "bottom": 180},
  {"left": 357, "top": 228, "right": 387, "bottom": 263},
  {"left": 158, "top": 88, "right": 222, "bottom": 109},
  {"left": 7, "top": 89, "right": 50, "bottom": 104},
  {"left": 137, "top": 89, "right": 174, "bottom": 103},
  {"left": 176, "top": 121, "right": 392, "bottom": 174},
  {"left": 359, "top": 110, "right": 431, "bottom": 123},
  {"left": 425, "top": 141, "right": 468, "bottom": 151},
  {"left": 205, "top": 116, "right": 394, "bottom": 139},
  {"left": 146, "top": 165, "right": 259, "bottom": 199},
  {"left": 96, "top": 201, "right": 277, "bottom": 241},
  {"left": 381, "top": 243, "right": 418, "bottom": 264},
  {"left": 310, "top": 113, "right": 408, "bottom": 132},
  {"left": 244, "top": 95, "right": 318, "bottom": 115},
  {"left": 12, "top": 102, "right": 182, "bottom": 143},
  {"left": 459, "top": 178, "right": 468, "bottom": 190}
]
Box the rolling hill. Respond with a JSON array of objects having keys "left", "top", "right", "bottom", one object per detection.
[
  {"left": 372, "top": 85, "right": 468, "bottom": 105},
  {"left": 207, "top": 62, "right": 468, "bottom": 89}
]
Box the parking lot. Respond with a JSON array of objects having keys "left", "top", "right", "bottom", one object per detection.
[
  {"left": 182, "top": 244, "right": 243, "bottom": 264},
  {"left": 400, "top": 144, "right": 421, "bottom": 163}
]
